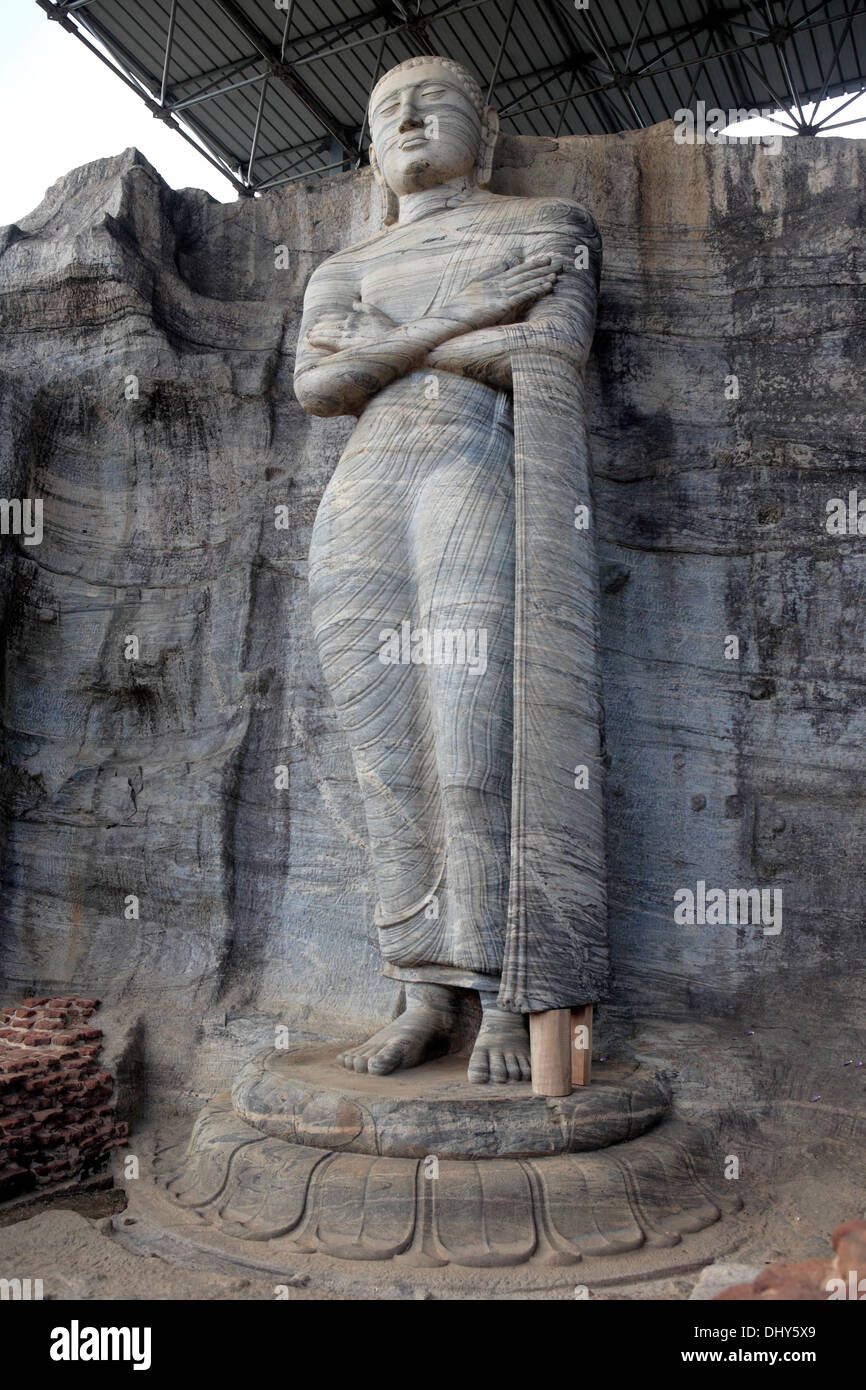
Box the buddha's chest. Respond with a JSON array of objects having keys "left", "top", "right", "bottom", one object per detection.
[{"left": 358, "top": 217, "right": 526, "bottom": 323}]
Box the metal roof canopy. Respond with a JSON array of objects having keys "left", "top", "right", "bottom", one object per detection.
[{"left": 37, "top": 0, "right": 866, "bottom": 197}]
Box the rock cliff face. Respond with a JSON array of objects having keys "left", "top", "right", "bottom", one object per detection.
[{"left": 0, "top": 127, "right": 864, "bottom": 1196}]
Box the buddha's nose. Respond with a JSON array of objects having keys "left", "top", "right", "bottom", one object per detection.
[{"left": 398, "top": 92, "right": 423, "bottom": 132}]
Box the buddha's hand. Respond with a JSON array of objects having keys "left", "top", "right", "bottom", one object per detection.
[
  {"left": 438, "top": 255, "right": 561, "bottom": 331},
  {"left": 306, "top": 300, "right": 397, "bottom": 352}
]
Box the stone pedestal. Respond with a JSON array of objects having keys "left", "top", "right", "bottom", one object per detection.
[{"left": 159, "top": 1045, "right": 741, "bottom": 1268}]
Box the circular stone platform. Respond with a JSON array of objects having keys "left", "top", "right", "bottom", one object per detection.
[
  {"left": 157, "top": 1045, "right": 742, "bottom": 1268},
  {"left": 231, "top": 1045, "right": 671, "bottom": 1159}
]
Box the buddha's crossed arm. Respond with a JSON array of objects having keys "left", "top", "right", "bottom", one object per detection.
[
  {"left": 294, "top": 251, "right": 560, "bottom": 418},
  {"left": 426, "top": 200, "right": 602, "bottom": 389}
]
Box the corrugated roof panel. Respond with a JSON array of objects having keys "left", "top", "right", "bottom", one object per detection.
[{"left": 36, "top": 0, "right": 866, "bottom": 193}]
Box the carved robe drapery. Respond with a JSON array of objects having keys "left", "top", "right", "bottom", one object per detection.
[
  {"left": 503, "top": 341, "right": 607, "bottom": 1010},
  {"left": 300, "top": 194, "right": 608, "bottom": 1013}
]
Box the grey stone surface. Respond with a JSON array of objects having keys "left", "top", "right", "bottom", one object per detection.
[
  {"left": 293, "top": 58, "right": 607, "bottom": 1102},
  {"left": 161, "top": 1102, "right": 739, "bottom": 1265},
  {"left": 689, "top": 1262, "right": 762, "bottom": 1300},
  {"left": 230, "top": 1045, "right": 670, "bottom": 1157},
  {"left": 110, "top": 1129, "right": 752, "bottom": 1296},
  {"left": 0, "top": 1207, "right": 311, "bottom": 1299},
  {"left": 0, "top": 121, "right": 864, "bottom": 1195}
]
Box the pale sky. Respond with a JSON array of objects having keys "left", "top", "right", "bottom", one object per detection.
[
  {"left": 1, "top": 3, "right": 238, "bottom": 227},
  {"left": 2, "top": 3, "right": 865, "bottom": 229}
]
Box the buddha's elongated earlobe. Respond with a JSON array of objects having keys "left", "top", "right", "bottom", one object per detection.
[
  {"left": 476, "top": 107, "right": 500, "bottom": 188},
  {"left": 369, "top": 142, "right": 399, "bottom": 227}
]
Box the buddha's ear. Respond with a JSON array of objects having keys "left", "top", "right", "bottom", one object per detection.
[
  {"left": 477, "top": 106, "right": 500, "bottom": 188},
  {"left": 369, "top": 140, "right": 399, "bottom": 226},
  {"left": 369, "top": 139, "right": 384, "bottom": 186}
]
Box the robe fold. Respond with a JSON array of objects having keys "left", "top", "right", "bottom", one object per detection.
[
  {"left": 500, "top": 345, "right": 608, "bottom": 1011},
  {"left": 301, "top": 194, "right": 608, "bottom": 1013}
]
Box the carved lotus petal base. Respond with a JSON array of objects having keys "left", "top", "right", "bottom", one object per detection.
[
  {"left": 231, "top": 1044, "right": 671, "bottom": 1158},
  {"left": 159, "top": 1050, "right": 742, "bottom": 1269}
]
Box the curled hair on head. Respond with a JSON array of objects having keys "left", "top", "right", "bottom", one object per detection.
[{"left": 369, "top": 55, "right": 485, "bottom": 119}]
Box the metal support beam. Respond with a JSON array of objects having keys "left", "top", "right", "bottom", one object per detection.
[
  {"left": 624, "top": 0, "right": 651, "bottom": 72},
  {"left": 169, "top": 56, "right": 261, "bottom": 101},
  {"left": 683, "top": 29, "right": 718, "bottom": 110},
  {"left": 502, "top": 10, "right": 866, "bottom": 124},
  {"left": 169, "top": 70, "right": 267, "bottom": 113},
  {"left": 578, "top": 7, "right": 647, "bottom": 128},
  {"left": 286, "top": 2, "right": 397, "bottom": 65},
  {"left": 816, "top": 111, "right": 866, "bottom": 130},
  {"left": 356, "top": 30, "right": 389, "bottom": 162},
  {"left": 774, "top": 38, "right": 808, "bottom": 127},
  {"left": 38, "top": 0, "right": 866, "bottom": 193},
  {"left": 292, "top": 0, "right": 497, "bottom": 67},
  {"left": 723, "top": 35, "right": 798, "bottom": 119},
  {"left": 247, "top": 75, "right": 270, "bottom": 183},
  {"left": 539, "top": 0, "right": 618, "bottom": 131},
  {"left": 261, "top": 134, "right": 331, "bottom": 166},
  {"left": 812, "top": 11, "right": 857, "bottom": 112},
  {"left": 210, "top": 0, "right": 357, "bottom": 156},
  {"left": 486, "top": 0, "right": 519, "bottom": 103},
  {"left": 812, "top": 81, "right": 866, "bottom": 129},
  {"left": 793, "top": 0, "right": 839, "bottom": 31},
  {"left": 280, "top": 0, "right": 296, "bottom": 62},
  {"left": 159, "top": 0, "right": 179, "bottom": 107},
  {"left": 257, "top": 158, "right": 348, "bottom": 192},
  {"left": 37, "top": 0, "right": 251, "bottom": 196},
  {"left": 554, "top": 72, "right": 577, "bottom": 137}
]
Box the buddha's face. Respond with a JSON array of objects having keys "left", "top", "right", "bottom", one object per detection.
[{"left": 369, "top": 61, "right": 482, "bottom": 196}]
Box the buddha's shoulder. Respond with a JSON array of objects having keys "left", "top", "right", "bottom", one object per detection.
[
  {"left": 307, "top": 227, "right": 392, "bottom": 278},
  {"left": 487, "top": 192, "right": 599, "bottom": 235}
]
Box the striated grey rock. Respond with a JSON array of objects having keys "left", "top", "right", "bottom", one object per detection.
[
  {"left": 0, "top": 1208, "right": 316, "bottom": 1299},
  {"left": 160, "top": 1100, "right": 739, "bottom": 1265},
  {"left": 229, "top": 1045, "right": 670, "bottom": 1157},
  {"left": 0, "top": 125, "right": 864, "bottom": 1229},
  {"left": 689, "top": 1262, "right": 762, "bottom": 1300}
]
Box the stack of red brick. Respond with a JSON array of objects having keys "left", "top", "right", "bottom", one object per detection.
[{"left": 0, "top": 996, "right": 127, "bottom": 1200}]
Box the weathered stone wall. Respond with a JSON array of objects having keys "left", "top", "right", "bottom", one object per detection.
[{"left": 0, "top": 127, "right": 863, "bottom": 1145}]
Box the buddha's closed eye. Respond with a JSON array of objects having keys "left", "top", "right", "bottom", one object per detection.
[{"left": 379, "top": 85, "right": 449, "bottom": 117}]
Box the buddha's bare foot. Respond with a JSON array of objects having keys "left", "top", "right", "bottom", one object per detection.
[
  {"left": 338, "top": 982, "right": 456, "bottom": 1076},
  {"left": 468, "top": 996, "right": 531, "bottom": 1084}
]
